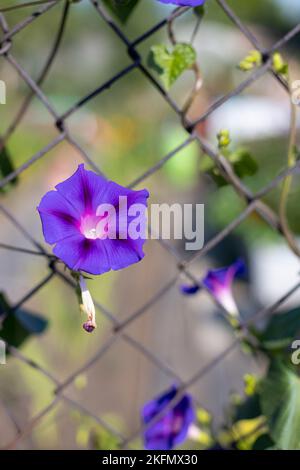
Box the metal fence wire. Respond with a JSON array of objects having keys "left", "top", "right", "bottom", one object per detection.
[{"left": 0, "top": 0, "right": 300, "bottom": 450}]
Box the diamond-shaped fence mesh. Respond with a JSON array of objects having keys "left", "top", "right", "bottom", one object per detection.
[{"left": 0, "top": 0, "right": 300, "bottom": 450}]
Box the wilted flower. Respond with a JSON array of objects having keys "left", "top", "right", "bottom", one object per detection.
[
  {"left": 79, "top": 275, "right": 97, "bottom": 333},
  {"left": 38, "top": 164, "right": 149, "bottom": 275},
  {"left": 158, "top": 0, "right": 206, "bottom": 6},
  {"left": 142, "top": 385, "right": 195, "bottom": 450},
  {"left": 180, "top": 259, "right": 245, "bottom": 316}
]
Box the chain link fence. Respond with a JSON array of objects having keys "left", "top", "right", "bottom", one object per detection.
[{"left": 0, "top": 0, "right": 300, "bottom": 450}]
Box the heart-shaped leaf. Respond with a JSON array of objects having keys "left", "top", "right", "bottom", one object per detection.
[
  {"left": 200, "top": 147, "right": 258, "bottom": 187},
  {"left": 194, "top": 5, "right": 206, "bottom": 19},
  {"left": 149, "top": 43, "right": 196, "bottom": 90},
  {"left": 230, "top": 148, "right": 258, "bottom": 178},
  {"left": 15, "top": 309, "right": 48, "bottom": 334},
  {"left": 0, "top": 145, "right": 18, "bottom": 193},
  {"left": 0, "top": 293, "right": 48, "bottom": 349},
  {"left": 103, "top": 0, "right": 139, "bottom": 23},
  {"left": 259, "top": 359, "right": 300, "bottom": 450},
  {"left": 233, "top": 394, "right": 261, "bottom": 422},
  {"left": 252, "top": 434, "right": 274, "bottom": 450},
  {"left": 258, "top": 307, "right": 300, "bottom": 351}
]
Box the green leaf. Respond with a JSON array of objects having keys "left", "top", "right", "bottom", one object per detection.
[
  {"left": 217, "top": 129, "right": 231, "bottom": 149},
  {"left": 148, "top": 43, "right": 196, "bottom": 90},
  {"left": 0, "top": 146, "right": 18, "bottom": 193},
  {"left": 272, "top": 52, "right": 288, "bottom": 76},
  {"left": 200, "top": 148, "right": 258, "bottom": 187},
  {"left": 15, "top": 309, "right": 48, "bottom": 334},
  {"left": 239, "top": 50, "right": 262, "bottom": 72},
  {"left": 204, "top": 168, "right": 227, "bottom": 187},
  {"left": 233, "top": 394, "right": 261, "bottom": 422},
  {"left": 259, "top": 307, "right": 300, "bottom": 350},
  {"left": 193, "top": 5, "right": 206, "bottom": 19},
  {"left": 199, "top": 154, "right": 215, "bottom": 173},
  {"left": 103, "top": 0, "right": 139, "bottom": 23},
  {"left": 229, "top": 148, "right": 258, "bottom": 178},
  {"left": 0, "top": 293, "right": 48, "bottom": 349},
  {"left": 252, "top": 434, "right": 274, "bottom": 450},
  {"left": 260, "top": 359, "right": 300, "bottom": 450}
]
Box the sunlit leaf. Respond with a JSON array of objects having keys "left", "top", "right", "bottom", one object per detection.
[
  {"left": 232, "top": 417, "right": 266, "bottom": 450},
  {"left": 148, "top": 43, "right": 196, "bottom": 90}
]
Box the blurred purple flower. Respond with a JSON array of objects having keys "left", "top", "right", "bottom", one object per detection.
[
  {"left": 158, "top": 0, "right": 206, "bottom": 6},
  {"left": 180, "top": 283, "right": 200, "bottom": 295},
  {"left": 203, "top": 259, "right": 245, "bottom": 316},
  {"left": 180, "top": 259, "right": 245, "bottom": 316},
  {"left": 38, "top": 164, "right": 149, "bottom": 275},
  {"left": 142, "top": 385, "right": 195, "bottom": 450}
]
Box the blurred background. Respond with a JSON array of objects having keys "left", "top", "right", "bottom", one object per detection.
[{"left": 0, "top": 0, "right": 300, "bottom": 449}]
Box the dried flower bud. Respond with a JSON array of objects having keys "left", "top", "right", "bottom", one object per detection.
[
  {"left": 82, "top": 321, "right": 96, "bottom": 333},
  {"left": 79, "top": 275, "right": 97, "bottom": 333}
]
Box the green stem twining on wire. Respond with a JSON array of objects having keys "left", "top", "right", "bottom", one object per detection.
[
  {"left": 166, "top": 7, "right": 203, "bottom": 123},
  {"left": 279, "top": 74, "right": 300, "bottom": 258},
  {"left": 0, "top": 0, "right": 61, "bottom": 13}
]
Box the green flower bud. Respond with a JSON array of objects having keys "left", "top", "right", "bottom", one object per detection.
[
  {"left": 238, "top": 50, "right": 262, "bottom": 72},
  {"left": 217, "top": 129, "right": 231, "bottom": 149},
  {"left": 272, "top": 52, "right": 288, "bottom": 75}
]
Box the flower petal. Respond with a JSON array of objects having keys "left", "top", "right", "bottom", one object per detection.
[
  {"left": 55, "top": 164, "right": 108, "bottom": 214},
  {"left": 99, "top": 180, "right": 149, "bottom": 208},
  {"left": 38, "top": 164, "right": 150, "bottom": 274},
  {"left": 53, "top": 236, "right": 110, "bottom": 275},
  {"left": 203, "top": 258, "right": 245, "bottom": 292},
  {"left": 172, "top": 395, "right": 195, "bottom": 448},
  {"left": 180, "top": 283, "right": 200, "bottom": 295},
  {"left": 104, "top": 238, "right": 145, "bottom": 271},
  {"left": 143, "top": 386, "right": 177, "bottom": 423},
  {"left": 37, "top": 190, "right": 80, "bottom": 244},
  {"left": 142, "top": 385, "right": 195, "bottom": 450},
  {"left": 158, "top": 0, "right": 206, "bottom": 6},
  {"left": 225, "top": 258, "right": 246, "bottom": 284},
  {"left": 202, "top": 259, "right": 245, "bottom": 316}
]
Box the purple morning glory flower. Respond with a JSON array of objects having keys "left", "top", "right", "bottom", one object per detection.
[
  {"left": 37, "top": 164, "right": 149, "bottom": 275},
  {"left": 142, "top": 385, "right": 195, "bottom": 450},
  {"left": 203, "top": 259, "right": 245, "bottom": 316},
  {"left": 180, "top": 259, "right": 245, "bottom": 316},
  {"left": 158, "top": 0, "right": 206, "bottom": 6}
]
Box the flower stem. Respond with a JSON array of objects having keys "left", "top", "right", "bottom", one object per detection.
[
  {"left": 166, "top": 9, "right": 203, "bottom": 124},
  {"left": 279, "top": 75, "right": 300, "bottom": 257},
  {"left": 190, "top": 14, "right": 201, "bottom": 45},
  {"left": 182, "top": 62, "right": 203, "bottom": 116},
  {"left": 0, "top": 0, "right": 60, "bottom": 13}
]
